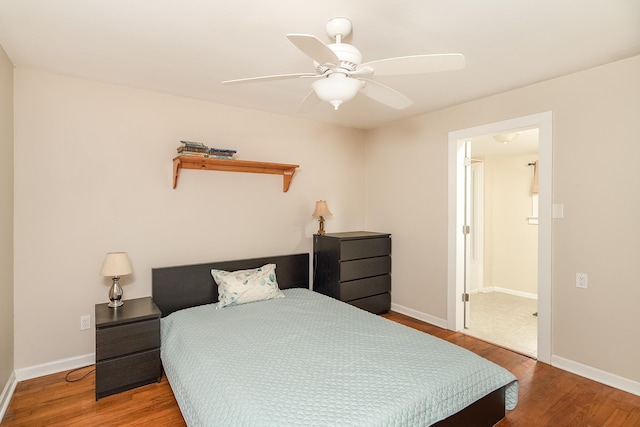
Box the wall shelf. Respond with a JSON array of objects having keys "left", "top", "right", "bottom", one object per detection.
[{"left": 173, "top": 156, "right": 299, "bottom": 192}]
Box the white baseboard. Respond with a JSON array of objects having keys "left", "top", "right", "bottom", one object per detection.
[
  {"left": 390, "top": 302, "right": 448, "bottom": 329},
  {"left": 389, "top": 305, "right": 639, "bottom": 398},
  {"left": 552, "top": 355, "right": 640, "bottom": 397},
  {"left": 493, "top": 287, "right": 538, "bottom": 300},
  {"left": 14, "top": 353, "right": 95, "bottom": 382},
  {"left": 473, "top": 286, "right": 538, "bottom": 300},
  {"left": 0, "top": 371, "right": 17, "bottom": 423}
]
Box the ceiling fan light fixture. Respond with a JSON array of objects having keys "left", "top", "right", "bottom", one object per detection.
[
  {"left": 223, "top": 17, "right": 466, "bottom": 112},
  {"left": 312, "top": 74, "right": 362, "bottom": 110}
]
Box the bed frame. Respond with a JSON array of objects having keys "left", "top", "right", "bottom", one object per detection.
[{"left": 151, "top": 252, "right": 506, "bottom": 426}]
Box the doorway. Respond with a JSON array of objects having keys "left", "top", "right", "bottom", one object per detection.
[
  {"left": 447, "top": 112, "right": 552, "bottom": 364},
  {"left": 464, "top": 130, "right": 539, "bottom": 357}
]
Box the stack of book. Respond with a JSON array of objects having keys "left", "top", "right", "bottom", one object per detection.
[
  {"left": 177, "top": 141, "right": 237, "bottom": 159},
  {"left": 207, "top": 147, "right": 237, "bottom": 160},
  {"left": 177, "top": 140, "right": 208, "bottom": 157}
]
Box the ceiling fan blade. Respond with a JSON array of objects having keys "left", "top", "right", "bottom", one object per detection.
[
  {"left": 286, "top": 34, "right": 340, "bottom": 65},
  {"left": 359, "top": 78, "right": 413, "bottom": 110},
  {"left": 222, "top": 72, "right": 318, "bottom": 85},
  {"left": 359, "top": 53, "right": 465, "bottom": 76},
  {"left": 297, "top": 91, "right": 321, "bottom": 113}
]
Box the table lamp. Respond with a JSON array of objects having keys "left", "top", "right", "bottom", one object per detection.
[
  {"left": 100, "top": 252, "right": 132, "bottom": 308},
  {"left": 312, "top": 200, "right": 332, "bottom": 235}
]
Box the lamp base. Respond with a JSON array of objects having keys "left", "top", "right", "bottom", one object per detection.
[
  {"left": 108, "top": 276, "right": 124, "bottom": 308},
  {"left": 317, "top": 216, "right": 326, "bottom": 235}
]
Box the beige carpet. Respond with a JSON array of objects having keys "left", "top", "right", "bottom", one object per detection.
[{"left": 464, "top": 291, "right": 538, "bottom": 358}]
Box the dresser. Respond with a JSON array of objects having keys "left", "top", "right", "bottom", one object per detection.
[
  {"left": 313, "top": 231, "right": 391, "bottom": 314},
  {"left": 95, "top": 296, "right": 162, "bottom": 400}
]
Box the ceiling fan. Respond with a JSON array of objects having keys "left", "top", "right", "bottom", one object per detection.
[{"left": 222, "top": 17, "right": 465, "bottom": 111}]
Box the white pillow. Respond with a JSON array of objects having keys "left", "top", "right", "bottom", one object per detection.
[{"left": 211, "top": 263, "right": 284, "bottom": 308}]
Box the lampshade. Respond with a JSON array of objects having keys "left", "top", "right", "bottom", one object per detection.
[
  {"left": 312, "top": 74, "right": 363, "bottom": 110},
  {"left": 100, "top": 252, "right": 132, "bottom": 277},
  {"left": 101, "top": 252, "right": 132, "bottom": 308},
  {"left": 312, "top": 200, "right": 332, "bottom": 217}
]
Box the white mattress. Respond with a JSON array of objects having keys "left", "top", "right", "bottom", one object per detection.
[{"left": 161, "top": 288, "right": 518, "bottom": 426}]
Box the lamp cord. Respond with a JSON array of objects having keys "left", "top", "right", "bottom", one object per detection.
[{"left": 64, "top": 365, "right": 95, "bottom": 383}]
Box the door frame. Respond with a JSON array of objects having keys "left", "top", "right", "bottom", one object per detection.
[{"left": 447, "top": 112, "right": 552, "bottom": 364}]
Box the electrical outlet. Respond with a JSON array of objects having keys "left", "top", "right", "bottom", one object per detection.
[
  {"left": 80, "top": 315, "right": 91, "bottom": 330},
  {"left": 576, "top": 273, "right": 588, "bottom": 289}
]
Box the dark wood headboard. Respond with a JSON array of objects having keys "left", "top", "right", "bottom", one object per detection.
[{"left": 152, "top": 253, "right": 309, "bottom": 317}]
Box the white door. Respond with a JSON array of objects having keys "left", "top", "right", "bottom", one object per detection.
[
  {"left": 464, "top": 146, "right": 485, "bottom": 329},
  {"left": 470, "top": 161, "right": 484, "bottom": 294},
  {"left": 463, "top": 141, "right": 471, "bottom": 328}
]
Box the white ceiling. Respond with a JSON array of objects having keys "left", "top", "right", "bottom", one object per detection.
[
  {"left": 470, "top": 128, "right": 539, "bottom": 157},
  {"left": 1, "top": 1, "right": 638, "bottom": 130}
]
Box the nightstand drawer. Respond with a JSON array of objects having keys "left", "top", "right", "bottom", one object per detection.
[
  {"left": 340, "top": 237, "right": 391, "bottom": 261},
  {"left": 95, "top": 349, "right": 161, "bottom": 399},
  {"left": 348, "top": 293, "right": 391, "bottom": 314},
  {"left": 340, "top": 274, "right": 391, "bottom": 301},
  {"left": 340, "top": 256, "right": 391, "bottom": 282},
  {"left": 96, "top": 319, "right": 160, "bottom": 361}
]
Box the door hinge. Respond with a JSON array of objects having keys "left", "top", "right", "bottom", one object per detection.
[
  {"left": 462, "top": 293, "right": 470, "bottom": 302},
  {"left": 462, "top": 225, "right": 470, "bottom": 235},
  {"left": 464, "top": 157, "right": 472, "bottom": 167}
]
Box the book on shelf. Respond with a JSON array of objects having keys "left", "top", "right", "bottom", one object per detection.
[
  {"left": 177, "top": 152, "right": 208, "bottom": 157},
  {"left": 208, "top": 151, "right": 234, "bottom": 158},
  {"left": 209, "top": 147, "right": 237, "bottom": 154},
  {"left": 177, "top": 146, "right": 208, "bottom": 154},
  {"left": 179, "top": 140, "right": 207, "bottom": 148},
  {"left": 177, "top": 141, "right": 237, "bottom": 159}
]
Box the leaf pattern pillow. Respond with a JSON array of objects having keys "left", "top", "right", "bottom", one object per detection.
[{"left": 211, "top": 264, "right": 284, "bottom": 308}]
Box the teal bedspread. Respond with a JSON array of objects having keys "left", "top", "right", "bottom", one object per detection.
[{"left": 161, "top": 288, "right": 518, "bottom": 426}]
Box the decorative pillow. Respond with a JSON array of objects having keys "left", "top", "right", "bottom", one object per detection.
[{"left": 211, "top": 263, "right": 284, "bottom": 308}]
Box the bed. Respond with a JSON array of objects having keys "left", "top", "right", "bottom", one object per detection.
[{"left": 152, "top": 253, "right": 518, "bottom": 426}]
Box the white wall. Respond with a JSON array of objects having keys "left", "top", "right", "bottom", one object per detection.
[
  {"left": 0, "top": 45, "right": 14, "bottom": 397},
  {"left": 9, "top": 56, "right": 640, "bottom": 393},
  {"left": 365, "top": 56, "right": 640, "bottom": 384},
  {"left": 483, "top": 154, "right": 538, "bottom": 296},
  {"left": 13, "top": 68, "right": 366, "bottom": 370}
]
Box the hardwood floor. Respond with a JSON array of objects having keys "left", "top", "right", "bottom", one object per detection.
[{"left": 3, "top": 311, "right": 639, "bottom": 426}]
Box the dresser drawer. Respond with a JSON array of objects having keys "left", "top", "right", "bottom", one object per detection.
[
  {"left": 95, "top": 349, "right": 161, "bottom": 399},
  {"left": 340, "top": 274, "right": 391, "bottom": 301},
  {"left": 340, "top": 256, "right": 391, "bottom": 282},
  {"left": 313, "top": 232, "right": 391, "bottom": 315},
  {"left": 96, "top": 318, "right": 160, "bottom": 361},
  {"left": 348, "top": 293, "right": 391, "bottom": 314},
  {"left": 340, "top": 237, "right": 391, "bottom": 261}
]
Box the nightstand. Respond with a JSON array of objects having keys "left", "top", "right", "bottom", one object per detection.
[
  {"left": 95, "top": 296, "right": 162, "bottom": 400},
  {"left": 313, "top": 231, "right": 391, "bottom": 314}
]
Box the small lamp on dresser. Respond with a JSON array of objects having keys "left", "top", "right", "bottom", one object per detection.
[
  {"left": 312, "top": 200, "right": 332, "bottom": 235},
  {"left": 100, "top": 252, "right": 132, "bottom": 308}
]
